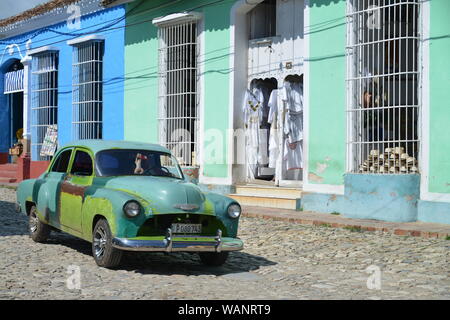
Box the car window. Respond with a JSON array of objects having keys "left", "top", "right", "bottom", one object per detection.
[
  {"left": 50, "top": 149, "right": 72, "bottom": 173},
  {"left": 70, "top": 150, "right": 93, "bottom": 176},
  {"left": 95, "top": 149, "right": 183, "bottom": 179}
]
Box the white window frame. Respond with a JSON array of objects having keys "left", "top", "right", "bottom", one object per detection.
[
  {"left": 346, "top": 0, "right": 421, "bottom": 175},
  {"left": 68, "top": 36, "right": 104, "bottom": 140},
  {"left": 154, "top": 13, "right": 202, "bottom": 166},
  {"left": 29, "top": 47, "right": 59, "bottom": 161}
]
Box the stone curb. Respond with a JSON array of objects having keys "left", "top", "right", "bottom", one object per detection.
[
  {"left": 2, "top": 185, "right": 448, "bottom": 240},
  {"left": 0, "top": 183, "right": 18, "bottom": 190},
  {"left": 242, "top": 207, "right": 450, "bottom": 240}
]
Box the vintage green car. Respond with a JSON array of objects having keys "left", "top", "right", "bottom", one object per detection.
[{"left": 16, "top": 140, "right": 243, "bottom": 268}]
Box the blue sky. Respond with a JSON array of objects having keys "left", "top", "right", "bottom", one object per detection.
[{"left": 0, "top": 0, "right": 48, "bottom": 20}]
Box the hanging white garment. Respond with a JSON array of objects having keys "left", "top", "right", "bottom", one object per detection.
[
  {"left": 252, "top": 86, "right": 269, "bottom": 166},
  {"left": 284, "top": 140, "right": 303, "bottom": 170},
  {"left": 281, "top": 81, "right": 304, "bottom": 170},
  {"left": 243, "top": 88, "right": 267, "bottom": 179},
  {"left": 267, "top": 89, "right": 280, "bottom": 169}
]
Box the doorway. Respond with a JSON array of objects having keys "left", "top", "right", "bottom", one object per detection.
[
  {"left": 231, "top": 0, "right": 306, "bottom": 190},
  {"left": 8, "top": 92, "right": 24, "bottom": 148},
  {"left": 245, "top": 77, "right": 277, "bottom": 184},
  {"left": 3, "top": 60, "right": 24, "bottom": 163}
]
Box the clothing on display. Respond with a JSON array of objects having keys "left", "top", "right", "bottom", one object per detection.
[
  {"left": 280, "top": 80, "right": 304, "bottom": 171},
  {"left": 243, "top": 87, "right": 268, "bottom": 180},
  {"left": 243, "top": 77, "right": 303, "bottom": 182},
  {"left": 267, "top": 89, "right": 280, "bottom": 169}
]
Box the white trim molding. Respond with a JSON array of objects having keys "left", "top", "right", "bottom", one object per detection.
[
  {"left": 416, "top": 0, "right": 448, "bottom": 202},
  {"left": 67, "top": 35, "right": 105, "bottom": 46},
  {"left": 302, "top": 0, "right": 311, "bottom": 188},
  {"left": 27, "top": 46, "right": 59, "bottom": 56},
  {"left": 303, "top": 182, "right": 345, "bottom": 196},
  {"left": 152, "top": 12, "right": 202, "bottom": 27},
  {"left": 229, "top": 0, "right": 265, "bottom": 186},
  {"left": 20, "top": 55, "right": 32, "bottom": 140}
]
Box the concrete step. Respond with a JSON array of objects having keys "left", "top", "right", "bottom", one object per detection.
[
  {"left": 0, "top": 164, "right": 18, "bottom": 172},
  {"left": 228, "top": 194, "right": 301, "bottom": 210},
  {"left": 0, "top": 177, "right": 17, "bottom": 183},
  {"left": 0, "top": 170, "right": 17, "bottom": 178},
  {"left": 235, "top": 185, "right": 302, "bottom": 198}
]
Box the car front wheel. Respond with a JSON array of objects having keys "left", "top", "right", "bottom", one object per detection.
[
  {"left": 198, "top": 252, "right": 229, "bottom": 266},
  {"left": 92, "top": 219, "right": 123, "bottom": 268},
  {"left": 29, "top": 205, "right": 50, "bottom": 242}
]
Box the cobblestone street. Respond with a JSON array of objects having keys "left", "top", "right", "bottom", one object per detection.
[{"left": 0, "top": 187, "right": 449, "bottom": 300}]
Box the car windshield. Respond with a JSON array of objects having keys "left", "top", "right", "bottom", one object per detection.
[{"left": 95, "top": 149, "right": 184, "bottom": 179}]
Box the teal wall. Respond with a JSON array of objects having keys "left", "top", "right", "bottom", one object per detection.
[
  {"left": 200, "top": 1, "right": 232, "bottom": 178},
  {"left": 307, "top": 0, "right": 346, "bottom": 186},
  {"left": 427, "top": 0, "right": 450, "bottom": 194},
  {"left": 303, "top": 0, "right": 450, "bottom": 225},
  {"left": 124, "top": 0, "right": 233, "bottom": 179}
]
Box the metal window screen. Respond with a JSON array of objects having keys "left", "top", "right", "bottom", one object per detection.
[
  {"left": 346, "top": 0, "right": 420, "bottom": 174},
  {"left": 158, "top": 21, "right": 199, "bottom": 166},
  {"left": 31, "top": 51, "right": 58, "bottom": 161},
  {"left": 72, "top": 41, "right": 104, "bottom": 140}
]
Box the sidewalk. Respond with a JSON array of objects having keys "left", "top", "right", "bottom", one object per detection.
[
  {"left": 243, "top": 205, "right": 450, "bottom": 239},
  {"left": 3, "top": 183, "right": 449, "bottom": 239}
]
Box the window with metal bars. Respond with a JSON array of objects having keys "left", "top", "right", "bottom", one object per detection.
[
  {"left": 72, "top": 40, "right": 104, "bottom": 140},
  {"left": 346, "top": 0, "right": 420, "bottom": 174},
  {"left": 158, "top": 21, "right": 199, "bottom": 166},
  {"left": 248, "top": 0, "right": 277, "bottom": 40},
  {"left": 31, "top": 51, "right": 58, "bottom": 161}
]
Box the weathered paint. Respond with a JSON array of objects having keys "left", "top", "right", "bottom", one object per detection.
[
  {"left": 198, "top": 183, "right": 236, "bottom": 195},
  {"left": 427, "top": 0, "right": 450, "bottom": 194},
  {"left": 16, "top": 141, "right": 241, "bottom": 244},
  {"left": 307, "top": 0, "right": 347, "bottom": 186},
  {"left": 124, "top": 0, "right": 234, "bottom": 179},
  {"left": 342, "top": 174, "right": 420, "bottom": 222},
  {"left": 302, "top": 0, "right": 450, "bottom": 225},
  {"left": 0, "top": 5, "right": 126, "bottom": 156},
  {"left": 59, "top": 147, "right": 94, "bottom": 234},
  {"left": 417, "top": 200, "right": 450, "bottom": 225},
  {"left": 301, "top": 192, "right": 346, "bottom": 215}
]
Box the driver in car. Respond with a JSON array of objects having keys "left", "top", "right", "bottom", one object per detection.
[
  {"left": 134, "top": 153, "right": 171, "bottom": 177},
  {"left": 134, "top": 153, "right": 147, "bottom": 174}
]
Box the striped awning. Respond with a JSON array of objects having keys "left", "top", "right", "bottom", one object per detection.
[{"left": 4, "top": 69, "right": 24, "bottom": 94}]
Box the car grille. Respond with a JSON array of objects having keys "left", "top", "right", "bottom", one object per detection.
[{"left": 137, "top": 214, "right": 227, "bottom": 237}]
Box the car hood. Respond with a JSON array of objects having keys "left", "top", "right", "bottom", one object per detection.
[{"left": 95, "top": 176, "right": 211, "bottom": 215}]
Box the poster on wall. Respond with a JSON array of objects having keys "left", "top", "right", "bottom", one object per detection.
[{"left": 40, "top": 125, "right": 58, "bottom": 157}]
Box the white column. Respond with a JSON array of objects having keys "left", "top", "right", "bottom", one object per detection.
[{"left": 20, "top": 55, "right": 32, "bottom": 140}]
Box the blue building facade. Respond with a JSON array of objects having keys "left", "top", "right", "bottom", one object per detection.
[{"left": 0, "top": 0, "right": 126, "bottom": 178}]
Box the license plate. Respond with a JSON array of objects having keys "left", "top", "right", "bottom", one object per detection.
[{"left": 171, "top": 223, "right": 202, "bottom": 234}]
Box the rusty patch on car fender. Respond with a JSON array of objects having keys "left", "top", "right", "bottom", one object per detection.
[{"left": 60, "top": 182, "right": 87, "bottom": 199}]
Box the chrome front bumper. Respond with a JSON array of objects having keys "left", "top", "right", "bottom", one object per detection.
[{"left": 112, "top": 229, "right": 243, "bottom": 253}]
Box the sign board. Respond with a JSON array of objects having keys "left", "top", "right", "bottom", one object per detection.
[{"left": 40, "top": 125, "right": 58, "bottom": 157}]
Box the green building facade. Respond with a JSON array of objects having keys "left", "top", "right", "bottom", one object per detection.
[{"left": 123, "top": 0, "right": 450, "bottom": 224}]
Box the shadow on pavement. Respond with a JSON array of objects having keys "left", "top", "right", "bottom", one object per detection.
[
  {"left": 44, "top": 229, "right": 277, "bottom": 277},
  {"left": 1, "top": 199, "right": 277, "bottom": 276},
  {"left": 0, "top": 200, "right": 29, "bottom": 237}
]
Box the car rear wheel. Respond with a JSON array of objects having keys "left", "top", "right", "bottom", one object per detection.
[
  {"left": 29, "top": 205, "right": 50, "bottom": 243},
  {"left": 198, "top": 252, "right": 229, "bottom": 266},
  {"left": 92, "top": 219, "right": 123, "bottom": 268}
]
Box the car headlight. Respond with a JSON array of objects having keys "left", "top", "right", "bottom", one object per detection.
[
  {"left": 227, "top": 203, "right": 241, "bottom": 219},
  {"left": 123, "top": 200, "right": 141, "bottom": 218}
]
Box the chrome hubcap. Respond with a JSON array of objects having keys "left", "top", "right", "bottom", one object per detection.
[
  {"left": 29, "top": 211, "right": 38, "bottom": 233},
  {"left": 93, "top": 227, "right": 107, "bottom": 258}
]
